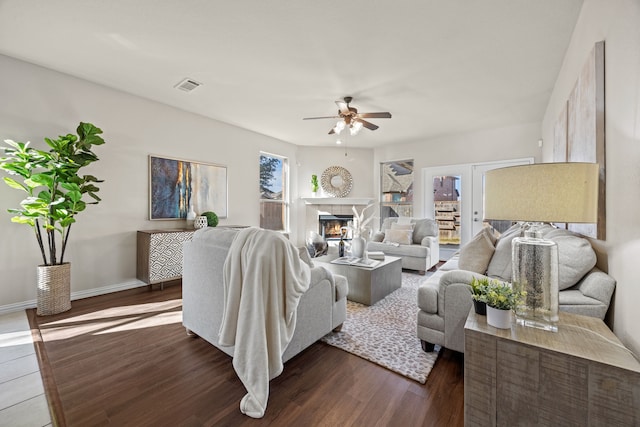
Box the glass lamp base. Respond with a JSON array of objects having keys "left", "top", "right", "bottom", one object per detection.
[
  {"left": 515, "top": 316, "right": 558, "bottom": 332},
  {"left": 511, "top": 224, "right": 559, "bottom": 333}
]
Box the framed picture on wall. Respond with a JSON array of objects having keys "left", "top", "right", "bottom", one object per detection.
[
  {"left": 149, "top": 155, "right": 227, "bottom": 220},
  {"left": 552, "top": 41, "right": 605, "bottom": 239}
]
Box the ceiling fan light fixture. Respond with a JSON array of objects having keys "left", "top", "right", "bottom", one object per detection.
[
  {"left": 350, "top": 121, "right": 363, "bottom": 136},
  {"left": 303, "top": 97, "right": 391, "bottom": 135},
  {"left": 336, "top": 139, "right": 342, "bottom": 145}
]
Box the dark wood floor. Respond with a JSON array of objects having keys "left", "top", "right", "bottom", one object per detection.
[{"left": 29, "top": 282, "right": 464, "bottom": 427}]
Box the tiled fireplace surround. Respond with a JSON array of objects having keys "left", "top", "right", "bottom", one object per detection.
[{"left": 303, "top": 198, "right": 374, "bottom": 242}]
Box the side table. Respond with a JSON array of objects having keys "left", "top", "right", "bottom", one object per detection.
[{"left": 464, "top": 309, "right": 640, "bottom": 426}]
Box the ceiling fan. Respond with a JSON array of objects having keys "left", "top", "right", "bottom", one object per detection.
[{"left": 303, "top": 96, "right": 392, "bottom": 135}]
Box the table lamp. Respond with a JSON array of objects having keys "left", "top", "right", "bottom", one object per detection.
[{"left": 484, "top": 162, "right": 599, "bottom": 332}]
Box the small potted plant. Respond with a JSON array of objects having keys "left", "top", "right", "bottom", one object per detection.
[
  {"left": 470, "top": 277, "right": 489, "bottom": 315},
  {"left": 311, "top": 174, "right": 319, "bottom": 196},
  {"left": 484, "top": 281, "right": 521, "bottom": 329},
  {"left": 202, "top": 211, "right": 219, "bottom": 227}
]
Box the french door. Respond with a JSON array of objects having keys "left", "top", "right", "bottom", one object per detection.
[
  {"left": 423, "top": 158, "right": 532, "bottom": 257},
  {"left": 470, "top": 159, "right": 533, "bottom": 236}
]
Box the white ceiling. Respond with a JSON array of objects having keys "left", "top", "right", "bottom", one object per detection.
[{"left": 0, "top": 1, "right": 583, "bottom": 148}]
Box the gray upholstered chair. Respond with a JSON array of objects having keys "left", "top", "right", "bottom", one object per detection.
[
  {"left": 368, "top": 217, "right": 439, "bottom": 274},
  {"left": 417, "top": 224, "right": 616, "bottom": 353}
]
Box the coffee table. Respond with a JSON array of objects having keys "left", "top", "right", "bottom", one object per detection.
[{"left": 314, "top": 254, "right": 402, "bottom": 305}]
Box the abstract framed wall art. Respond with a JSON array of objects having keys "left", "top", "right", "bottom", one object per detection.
[
  {"left": 552, "top": 41, "right": 605, "bottom": 239},
  {"left": 149, "top": 155, "right": 227, "bottom": 220}
]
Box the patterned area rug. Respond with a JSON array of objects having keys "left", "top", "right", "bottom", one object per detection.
[{"left": 321, "top": 271, "right": 441, "bottom": 383}]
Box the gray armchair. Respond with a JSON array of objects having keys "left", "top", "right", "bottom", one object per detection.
[
  {"left": 417, "top": 225, "right": 616, "bottom": 353},
  {"left": 368, "top": 217, "right": 439, "bottom": 274}
]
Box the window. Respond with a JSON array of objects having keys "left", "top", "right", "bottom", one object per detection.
[
  {"left": 380, "top": 160, "right": 414, "bottom": 226},
  {"left": 259, "top": 153, "right": 288, "bottom": 231}
]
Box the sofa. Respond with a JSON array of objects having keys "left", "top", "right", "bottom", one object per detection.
[
  {"left": 417, "top": 224, "right": 616, "bottom": 353},
  {"left": 182, "top": 227, "right": 348, "bottom": 362},
  {"left": 368, "top": 217, "right": 440, "bottom": 274}
]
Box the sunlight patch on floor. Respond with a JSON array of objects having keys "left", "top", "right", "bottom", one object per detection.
[
  {"left": 40, "top": 299, "right": 182, "bottom": 326},
  {"left": 38, "top": 299, "right": 183, "bottom": 342},
  {"left": 93, "top": 310, "right": 182, "bottom": 334}
]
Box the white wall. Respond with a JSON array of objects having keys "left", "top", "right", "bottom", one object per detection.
[
  {"left": 541, "top": 0, "right": 640, "bottom": 353},
  {"left": 373, "top": 123, "right": 542, "bottom": 220},
  {"left": 0, "top": 54, "right": 300, "bottom": 310}
]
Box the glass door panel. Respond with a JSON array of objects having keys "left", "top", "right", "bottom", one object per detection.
[
  {"left": 433, "top": 175, "right": 461, "bottom": 247},
  {"left": 471, "top": 159, "right": 533, "bottom": 237}
]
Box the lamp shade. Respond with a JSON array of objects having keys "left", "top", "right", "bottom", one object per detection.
[{"left": 484, "top": 162, "right": 599, "bottom": 223}]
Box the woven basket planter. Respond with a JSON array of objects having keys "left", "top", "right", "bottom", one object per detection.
[{"left": 37, "top": 263, "right": 71, "bottom": 316}]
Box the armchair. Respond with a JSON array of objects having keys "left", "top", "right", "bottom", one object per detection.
[{"left": 417, "top": 225, "right": 616, "bottom": 353}]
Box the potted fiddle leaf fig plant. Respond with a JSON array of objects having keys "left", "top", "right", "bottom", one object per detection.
[{"left": 0, "top": 122, "right": 106, "bottom": 315}]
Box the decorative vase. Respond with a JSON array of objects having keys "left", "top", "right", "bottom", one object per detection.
[
  {"left": 194, "top": 216, "right": 208, "bottom": 229},
  {"left": 37, "top": 263, "right": 71, "bottom": 316},
  {"left": 186, "top": 206, "right": 196, "bottom": 221},
  {"left": 486, "top": 306, "right": 512, "bottom": 329},
  {"left": 351, "top": 236, "right": 366, "bottom": 258},
  {"left": 473, "top": 299, "right": 487, "bottom": 315}
]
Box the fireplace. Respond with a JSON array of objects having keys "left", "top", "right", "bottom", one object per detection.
[{"left": 318, "top": 214, "right": 353, "bottom": 240}]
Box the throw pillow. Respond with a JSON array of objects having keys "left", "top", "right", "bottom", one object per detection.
[
  {"left": 458, "top": 229, "right": 496, "bottom": 274},
  {"left": 482, "top": 226, "right": 498, "bottom": 246},
  {"left": 485, "top": 223, "right": 524, "bottom": 281},
  {"left": 543, "top": 229, "right": 597, "bottom": 290},
  {"left": 391, "top": 222, "right": 413, "bottom": 231},
  {"left": 383, "top": 229, "right": 413, "bottom": 245}
]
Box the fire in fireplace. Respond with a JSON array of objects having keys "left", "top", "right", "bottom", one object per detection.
[{"left": 318, "top": 214, "right": 353, "bottom": 240}]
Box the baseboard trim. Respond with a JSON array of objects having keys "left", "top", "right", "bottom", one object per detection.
[{"left": 0, "top": 280, "right": 148, "bottom": 315}]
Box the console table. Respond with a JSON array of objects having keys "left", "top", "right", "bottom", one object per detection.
[
  {"left": 464, "top": 310, "right": 640, "bottom": 426},
  {"left": 137, "top": 229, "right": 195, "bottom": 289}
]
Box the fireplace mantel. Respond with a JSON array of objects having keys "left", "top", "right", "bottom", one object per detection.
[{"left": 301, "top": 197, "right": 374, "bottom": 206}]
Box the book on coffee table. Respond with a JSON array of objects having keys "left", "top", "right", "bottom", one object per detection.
[
  {"left": 331, "top": 256, "right": 380, "bottom": 268},
  {"left": 366, "top": 251, "right": 385, "bottom": 261}
]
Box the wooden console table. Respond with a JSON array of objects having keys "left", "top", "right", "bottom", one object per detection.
[
  {"left": 464, "top": 310, "right": 640, "bottom": 426},
  {"left": 137, "top": 229, "right": 195, "bottom": 289}
]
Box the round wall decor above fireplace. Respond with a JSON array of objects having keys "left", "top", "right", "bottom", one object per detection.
[{"left": 321, "top": 166, "right": 353, "bottom": 197}]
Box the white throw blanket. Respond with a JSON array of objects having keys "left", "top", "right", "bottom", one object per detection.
[{"left": 218, "top": 227, "right": 311, "bottom": 418}]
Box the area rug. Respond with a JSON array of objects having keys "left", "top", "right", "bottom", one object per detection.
[{"left": 321, "top": 271, "right": 441, "bottom": 383}]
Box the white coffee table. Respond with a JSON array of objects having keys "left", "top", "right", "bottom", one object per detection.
[{"left": 314, "top": 254, "right": 402, "bottom": 305}]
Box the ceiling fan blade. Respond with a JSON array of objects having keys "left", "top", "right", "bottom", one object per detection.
[
  {"left": 328, "top": 128, "right": 336, "bottom": 135},
  {"left": 303, "top": 115, "right": 341, "bottom": 120},
  {"left": 335, "top": 100, "right": 350, "bottom": 115},
  {"left": 357, "top": 119, "right": 379, "bottom": 131},
  {"left": 358, "top": 112, "right": 392, "bottom": 119}
]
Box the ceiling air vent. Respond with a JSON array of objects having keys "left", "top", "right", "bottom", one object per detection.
[{"left": 174, "top": 78, "right": 202, "bottom": 92}]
